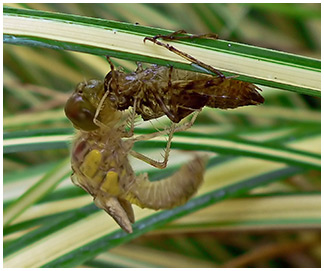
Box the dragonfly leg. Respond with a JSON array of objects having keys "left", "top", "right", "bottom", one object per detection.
[
  {"left": 105, "top": 56, "right": 121, "bottom": 92},
  {"left": 174, "top": 109, "right": 200, "bottom": 133},
  {"left": 129, "top": 123, "right": 175, "bottom": 169},
  {"left": 135, "top": 61, "right": 144, "bottom": 72},
  {"left": 105, "top": 55, "right": 115, "bottom": 71},
  {"left": 149, "top": 29, "right": 219, "bottom": 41},
  {"left": 144, "top": 32, "right": 225, "bottom": 79},
  {"left": 128, "top": 111, "right": 199, "bottom": 168},
  {"left": 123, "top": 98, "right": 138, "bottom": 138},
  {"left": 93, "top": 88, "right": 111, "bottom": 129},
  {"left": 131, "top": 110, "right": 199, "bottom": 143}
]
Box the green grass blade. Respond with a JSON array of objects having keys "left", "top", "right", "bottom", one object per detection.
[
  {"left": 3, "top": 7, "right": 320, "bottom": 96},
  {"left": 158, "top": 193, "right": 320, "bottom": 233},
  {"left": 4, "top": 128, "right": 320, "bottom": 169},
  {"left": 3, "top": 128, "right": 72, "bottom": 153},
  {"left": 3, "top": 156, "right": 303, "bottom": 267},
  {"left": 3, "top": 158, "right": 71, "bottom": 227},
  {"left": 3, "top": 109, "right": 67, "bottom": 130}
]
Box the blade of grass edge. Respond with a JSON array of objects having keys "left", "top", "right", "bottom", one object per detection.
[
  {"left": 3, "top": 158, "right": 71, "bottom": 227},
  {"left": 3, "top": 7, "right": 320, "bottom": 96},
  {"left": 4, "top": 157, "right": 302, "bottom": 267}
]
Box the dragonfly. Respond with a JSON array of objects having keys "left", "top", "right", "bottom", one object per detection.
[
  {"left": 64, "top": 31, "right": 264, "bottom": 233},
  {"left": 65, "top": 79, "right": 208, "bottom": 233}
]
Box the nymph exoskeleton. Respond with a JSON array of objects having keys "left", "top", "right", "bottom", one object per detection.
[
  {"left": 104, "top": 30, "right": 264, "bottom": 123},
  {"left": 65, "top": 79, "right": 208, "bottom": 233}
]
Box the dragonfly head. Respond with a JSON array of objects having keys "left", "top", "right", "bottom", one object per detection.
[{"left": 65, "top": 80, "right": 104, "bottom": 131}]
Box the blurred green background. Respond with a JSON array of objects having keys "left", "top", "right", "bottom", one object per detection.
[{"left": 3, "top": 3, "right": 320, "bottom": 268}]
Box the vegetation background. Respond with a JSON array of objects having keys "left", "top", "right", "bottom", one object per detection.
[{"left": 3, "top": 3, "right": 320, "bottom": 268}]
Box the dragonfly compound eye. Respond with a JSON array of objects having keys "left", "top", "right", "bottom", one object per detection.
[{"left": 64, "top": 92, "right": 99, "bottom": 131}]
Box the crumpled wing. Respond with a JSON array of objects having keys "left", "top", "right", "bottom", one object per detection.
[{"left": 94, "top": 192, "right": 134, "bottom": 233}]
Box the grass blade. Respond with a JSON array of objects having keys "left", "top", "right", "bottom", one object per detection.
[{"left": 3, "top": 7, "right": 320, "bottom": 96}]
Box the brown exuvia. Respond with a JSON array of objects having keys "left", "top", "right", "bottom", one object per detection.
[{"left": 104, "top": 30, "right": 264, "bottom": 123}]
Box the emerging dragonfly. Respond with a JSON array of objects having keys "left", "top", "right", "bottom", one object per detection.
[
  {"left": 64, "top": 31, "right": 264, "bottom": 233},
  {"left": 65, "top": 79, "right": 207, "bottom": 233},
  {"left": 104, "top": 30, "right": 264, "bottom": 123}
]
